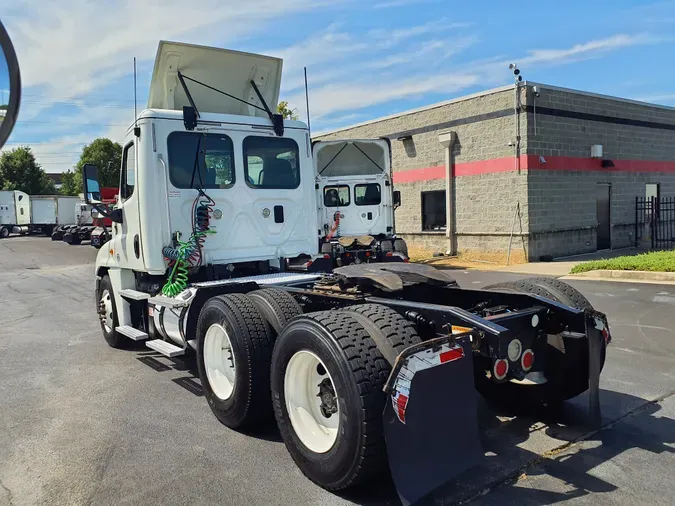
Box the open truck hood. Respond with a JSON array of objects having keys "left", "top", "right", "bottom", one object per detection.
[
  {"left": 313, "top": 139, "right": 391, "bottom": 178},
  {"left": 147, "top": 41, "right": 283, "bottom": 119}
]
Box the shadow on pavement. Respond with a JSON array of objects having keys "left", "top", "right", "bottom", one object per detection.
[{"left": 134, "top": 346, "right": 674, "bottom": 506}]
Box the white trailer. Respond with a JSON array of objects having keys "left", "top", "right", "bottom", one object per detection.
[
  {"left": 313, "top": 139, "right": 408, "bottom": 265},
  {"left": 0, "top": 190, "right": 30, "bottom": 238},
  {"left": 81, "top": 40, "right": 611, "bottom": 505},
  {"left": 29, "top": 195, "right": 79, "bottom": 234}
]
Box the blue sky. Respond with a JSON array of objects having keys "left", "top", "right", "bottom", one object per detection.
[{"left": 1, "top": 0, "right": 674, "bottom": 173}]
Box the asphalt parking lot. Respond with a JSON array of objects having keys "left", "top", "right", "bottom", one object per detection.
[{"left": 1, "top": 236, "right": 674, "bottom": 506}]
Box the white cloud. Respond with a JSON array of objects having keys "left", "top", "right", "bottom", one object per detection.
[
  {"left": 303, "top": 32, "right": 661, "bottom": 131},
  {"left": 519, "top": 34, "right": 658, "bottom": 66},
  {"left": 372, "top": 0, "right": 437, "bottom": 9},
  {"left": 7, "top": 0, "right": 348, "bottom": 116}
]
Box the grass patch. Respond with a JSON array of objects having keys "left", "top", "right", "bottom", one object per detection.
[{"left": 570, "top": 250, "right": 675, "bottom": 274}]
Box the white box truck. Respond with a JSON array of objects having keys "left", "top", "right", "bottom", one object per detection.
[
  {"left": 29, "top": 195, "right": 79, "bottom": 235},
  {"left": 0, "top": 190, "right": 31, "bottom": 238}
]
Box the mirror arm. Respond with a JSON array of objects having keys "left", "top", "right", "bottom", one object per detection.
[{"left": 92, "top": 204, "right": 123, "bottom": 224}]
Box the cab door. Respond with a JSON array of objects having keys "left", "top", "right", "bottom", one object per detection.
[{"left": 111, "top": 140, "right": 145, "bottom": 270}]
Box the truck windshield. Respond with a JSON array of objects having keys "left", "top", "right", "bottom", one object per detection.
[
  {"left": 244, "top": 136, "right": 300, "bottom": 189},
  {"left": 167, "top": 132, "right": 235, "bottom": 189}
]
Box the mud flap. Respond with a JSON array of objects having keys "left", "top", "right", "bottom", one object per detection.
[
  {"left": 382, "top": 336, "right": 484, "bottom": 505},
  {"left": 586, "top": 312, "right": 608, "bottom": 429}
]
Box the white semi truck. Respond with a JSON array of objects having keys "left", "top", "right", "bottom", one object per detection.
[
  {"left": 0, "top": 190, "right": 30, "bottom": 238},
  {"left": 314, "top": 139, "right": 408, "bottom": 266},
  {"left": 83, "top": 41, "right": 611, "bottom": 505}
]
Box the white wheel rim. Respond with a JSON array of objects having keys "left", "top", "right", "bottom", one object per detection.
[
  {"left": 99, "top": 289, "right": 114, "bottom": 333},
  {"left": 284, "top": 350, "right": 339, "bottom": 454},
  {"left": 203, "top": 324, "right": 237, "bottom": 401}
]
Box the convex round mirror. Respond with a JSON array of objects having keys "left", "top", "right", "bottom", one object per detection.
[{"left": 0, "top": 20, "right": 21, "bottom": 150}]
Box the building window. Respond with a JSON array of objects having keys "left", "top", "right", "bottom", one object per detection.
[
  {"left": 323, "top": 185, "right": 350, "bottom": 207},
  {"left": 354, "top": 183, "right": 381, "bottom": 206},
  {"left": 421, "top": 190, "right": 446, "bottom": 231}
]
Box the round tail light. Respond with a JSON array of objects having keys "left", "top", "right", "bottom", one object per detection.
[
  {"left": 493, "top": 359, "right": 509, "bottom": 380},
  {"left": 521, "top": 349, "right": 534, "bottom": 371},
  {"left": 507, "top": 339, "right": 523, "bottom": 362}
]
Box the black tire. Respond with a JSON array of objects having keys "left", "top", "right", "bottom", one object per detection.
[
  {"left": 96, "top": 275, "right": 127, "bottom": 348},
  {"left": 483, "top": 277, "right": 593, "bottom": 310},
  {"left": 393, "top": 238, "right": 408, "bottom": 258},
  {"left": 478, "top": 277, "right": 604, "bottom": 405},
  {"left": 0, "top": 226, "right": 9, "bottom": 238},
  {"left": 196, "top": 294, "right": 275, "bottom": 429},
  {"left": 248, "top": 288, "right": 303, "bottom": 335},
  {"left": 341, "top": 303, "right": 421, "bottom": 358},
  {"left": 51, "top": 232, "right": 63, "bottom": 241},
  {"left": 271, "top": 311, "right": 401, "bottom": 491}
]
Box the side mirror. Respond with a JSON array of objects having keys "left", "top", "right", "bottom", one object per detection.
[
  {"left": 82, "top": 163, "right": 101, "bottom": 204},
  {"left": 0, "top": 19, "right": 22, "bottom": 151},
  {"left": 393, "top": 190, "right": 401, "bottom": 209}
]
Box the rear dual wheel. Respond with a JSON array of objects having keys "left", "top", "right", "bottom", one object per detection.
[
  {"left": 195, "top": 288, "right": 302, "bottom": 429},
  {"left": 272, "top": 305, "right": 421, "bottom": 491}
]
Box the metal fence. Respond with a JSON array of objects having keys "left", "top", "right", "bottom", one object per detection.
[{"left": 635, "top": 197, "right": 675, "bottom": 249}]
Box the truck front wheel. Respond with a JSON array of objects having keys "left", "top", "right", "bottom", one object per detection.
[
  {"left": 196, "top": 294, "right": 275, "bottom": 429},
  {"left": 0, "top": 226, "right": 9, "bottom": 238},
  {"left": 97, "top": 275, "right": 127, "bottom": 348},
  {"left": 271, "top": 311, "right": 391, "bottom": 491}
]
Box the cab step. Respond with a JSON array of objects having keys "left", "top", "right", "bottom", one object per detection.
[
  {"left": 146, "top": 339, "right": 185, "bottom": 357},
  {"left": 119, "top": 289, "right": 151, "bottom": 301},
  {"left": 116, "top": 325, "right": 148, "bottom": 341}
]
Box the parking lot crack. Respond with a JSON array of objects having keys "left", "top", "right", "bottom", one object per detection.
[{"left": 0, "top": 477, "right": 14, "bottom": 505}]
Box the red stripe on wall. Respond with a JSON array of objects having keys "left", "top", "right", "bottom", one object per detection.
[{"left": 391, "top": 155, "right": 675, "bottom": 183}]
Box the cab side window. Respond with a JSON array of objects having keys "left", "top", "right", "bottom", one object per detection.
[{"left": 120, "top": 142, "right": 136, "bottom": 200}]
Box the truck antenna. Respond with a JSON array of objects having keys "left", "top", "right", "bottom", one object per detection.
[
  {"left": 304, "top": 66, "right": 311, "bottom": 135},
  {"left": 133, "top": 57, "right": 139, "bottom": 137}
]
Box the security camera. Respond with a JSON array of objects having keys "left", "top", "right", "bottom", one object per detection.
[
  {"left": 513, "top": 68, "right": 520, "bottom": 76},
  {"left": 508, "top": 63, "right": 517, "bottom": 70},
  {"left": 533, "top": 85, "right": 540, "bottom": 97}
]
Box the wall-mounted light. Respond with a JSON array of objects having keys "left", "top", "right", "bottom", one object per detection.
[
  {"left": 591, "top": 144, "right": 603, "bottom": 158},
  {"left": 601, "top": 159, "right": 615, "bottom": 168},
  {"left": 397, "top": 134, "right": 413, "bottom": 142}
]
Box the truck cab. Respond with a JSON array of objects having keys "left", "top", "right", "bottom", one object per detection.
[
  {"left": 87, "top": 41, "right": 321, "bottom": 314},
  {"left": 314, "top": 139, "right": 408, "bottom": 266}
]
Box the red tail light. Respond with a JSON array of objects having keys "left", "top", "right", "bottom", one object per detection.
[
  {"left": 323, "top": 254, "right": 331, "bottom": 259},
  {"left": 493, "top": 359, "right": 509, "bottom": 380},
  {"left": 365, "top": 251, "right": 371, "bottom": 257},
  {"left": 386, "top": 251, "right": 393, "bottom": 257},
  {"left": 521, "top": 349, "right": 534, "bottom": 371}
]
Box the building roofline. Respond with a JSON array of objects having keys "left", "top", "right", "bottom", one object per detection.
[
  {"left": 313, "top": 84, "right": 515, "bottom": 137},
  {"left": 314, "top": 80, "right": 675, "bottom": 138},
  {"left": 527, "top": 81, "right": 675, "bottom": 112}
]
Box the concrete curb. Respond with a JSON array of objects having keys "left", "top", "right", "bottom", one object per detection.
[{"left": 565, "top": 269, "right": 675, "bottom": 284}]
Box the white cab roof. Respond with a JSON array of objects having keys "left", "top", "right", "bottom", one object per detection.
[{"left": 147, "top": 41, "right": 283, "bottom": 118}]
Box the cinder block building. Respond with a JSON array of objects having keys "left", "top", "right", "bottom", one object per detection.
[{"left": 314, "top": 83, "right": 675, "bottom": 262}]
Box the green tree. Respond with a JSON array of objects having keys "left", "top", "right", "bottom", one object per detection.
[
  {"left": 71, "top": 138, "right": 123, "bottom": 194},
  {"left": 59, "top": 170, "right": 79, "bottom": 196},
  {"left": 0, "top": 146, "right": 55, "bottom": 194},
  {"left": 277, "top": 101, "right": 299, "bottom": 120}
]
